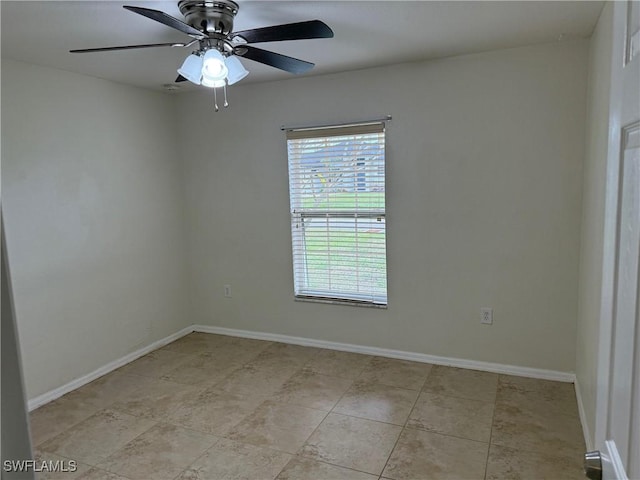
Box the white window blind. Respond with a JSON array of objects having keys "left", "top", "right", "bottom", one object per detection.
[{"left": 286, "top": 122, "right": 387, "bottom": 306}]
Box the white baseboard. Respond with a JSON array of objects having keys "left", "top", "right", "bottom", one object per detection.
[
  {"left": 27, "top": 326, "right": 194, "bottom": 411},
  {"left": 29, "top": 323, "right": 577, "bottom": 413},
  {"left": 194, "top": 325, "right": 576, "bottom": 383},
  {"left": 574, "top": 378, "right": 593, "bottom": 450}
]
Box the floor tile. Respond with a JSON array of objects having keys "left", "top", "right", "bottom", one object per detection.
[
  {"left": 39, "top": 409, "right": 156, "bottom": 466},
  {"left": 67, "top": 371, "right": 155, "bottom": 410},
  {"left": 165, "top": 388, "right": 269, "bottom": 436},
  {"left": 333, "top": 381, "right": 419, "bottom": 425},
  {"left": 75, "top": 468, "right": 133, "bottom": 480},
  {"left": 98, "top": 423, "right": 217, "bottom": 480},
  {"left": 423, "top": 365, "right": 498, "bottom": 402},
  {"left": 34, "top": 450, "right": 92, "bottom": 480},
  {"left": 358, "top": 357, "right": 432, "bottom": 390},
  {"left": 498, "top": 375, "right": 576, "bottom": 396},
  {"left": 276, "top": 457, "right": 378, "bottom": 480},
  {"left": 159, "top": 352, "right": 241, "bottom": 386},
  {"left": 115, "top": 350, "right": 195, "bottom": 379},
  {"left": 110, "top": 379, "right": 201, "bottom": 419},
  {"left": 30, "top": 394, "right": 104, "bottom": 447},
  {"left": 407, "top": 392, "right": 494, "bottom": 442},
  {"left": 159, "top": 333, "right": 232, "bottom": 355},
  {"left": 252, "top": 343, "right": 321, "bottom": 368},
  {"left": 497, "top": 375, "right": 579, "bottom": 418},
  {"left": 28, "top": 335, "right": 588, "bottom": 480},
  {"left": 491, "top": 402, "right": 585, "bottom": 458},
  {"left": 299, "top": 413, "right": 402, "bottom": 475},
  {"left": 195, "top": 338, "right": 273, "bottom": 365},
  {"left": 177, "top": 438, "right": 292, "bottom": 480},
  {"left": 273, "top": 371, "right": 353, "bottom": 411},
  {"left": 303, "top": 350, "right": 373, "bottom": 379},
  {"left": 226, "top": 400, "right": 327, "bottom": 454},
  {"left": 382, "top": 428, "right": 488, "bottom": 480},
  {"left": 485, "top": 443, "right": 584, "bottom": 480},
  {"left": 217, "top": 335, "right": 273, "bottom": 351},
  {"left": 216, "top": 363, "right": 299, "bottom": 396}
]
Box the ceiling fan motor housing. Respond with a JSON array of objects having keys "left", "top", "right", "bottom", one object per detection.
[{"left": 178, "top": 0, "right": 239, "bottom": 35}]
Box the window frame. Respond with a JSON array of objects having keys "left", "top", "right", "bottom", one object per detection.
[{"left": 286, "top": 121, "right": 388, "bottom": 308}]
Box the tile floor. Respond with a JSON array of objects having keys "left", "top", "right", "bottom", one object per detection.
[{"left": 30, "top": 333, "right": 586, "bottom": 480}]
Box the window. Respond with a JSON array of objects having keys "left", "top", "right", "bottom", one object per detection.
[{"left": 286, "top": 122, "right": 387, "bottom": 306}]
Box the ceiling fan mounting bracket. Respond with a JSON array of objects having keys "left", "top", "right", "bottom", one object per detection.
[{"left": 178, "top": 0, "right": 239, "bottom": 35}]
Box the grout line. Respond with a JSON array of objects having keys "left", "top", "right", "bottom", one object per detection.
[
  {"left": 327, "top": 358, "right": 374, "bottom": 417},
  {"left": 377, "top": 378, "right": 423, "bottom": 478},
  {"left": 94, "top": 419, "right": 163, "bottom": 477},
  {"left": 420, "top": 364, "right": 434, "bottom": 390},
  {"left": 169, "top": 435, "right": 223, "bottom": 480},
  {"left": 324, "top": 410, "right": 408, "bottom": 428},
  {"left": 484, "top": 400, "right": 498, "bottom": 480},
  {"left": 400, "top": 424, "right": 492, "bottom": 446},
  {"left": 483, "top": 383, "right": 499, "bottom": 480},
  {"left": 298, "top": 456, "right": 386, "bottom": 478},
  {"left": 376, "top": 365, "right": 435, "bottom": 477},
  {"left": 274, "top": 358, "right": 372, "bottom": 477},
  {"left": 376, "top": 365, "right": 434, "bottom": 478},
  {"left": 195, "top": 347, "right": 335, "bottom": 478},
  {"left": 31, "top": 406, "right": 104, "bottom": 450},
  {"left": 32, "top": 449, "right": 88, "bottom": 468}
]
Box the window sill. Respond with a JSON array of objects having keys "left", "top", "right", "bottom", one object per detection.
[{"left": 294, "top": 295, "right": 387, "bottom": 309}]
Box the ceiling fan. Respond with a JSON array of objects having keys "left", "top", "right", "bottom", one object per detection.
[{"left": 70, "top": 1, "right": 334, "bottom": 109}]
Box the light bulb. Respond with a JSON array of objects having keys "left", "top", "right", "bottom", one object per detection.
[{"left": 201, "top": 49, "right": 228, "bottom": 82}]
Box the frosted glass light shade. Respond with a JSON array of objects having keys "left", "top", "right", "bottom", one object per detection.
[
  {"left": 225, "top": 56, "right": 249, "bottom": 85},
  {"left": 177, "top": 54, "right": 203, "bottom": 85}
]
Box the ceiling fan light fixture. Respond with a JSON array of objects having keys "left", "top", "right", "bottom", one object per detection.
[
  {"left": 71, "top": 3, "right": 333, "bottom": 110},
  {"left": 177, "top": 53, "right": 203, "bottom": 85},
  {"left": 202, "top": 49, "right": 228, "bottom": 81},
  {"left": 225, "top": 55, "right": 249, "bottom": 85},
  {"left": 201, "top": 75, "right": 226, "bottom": 88}
]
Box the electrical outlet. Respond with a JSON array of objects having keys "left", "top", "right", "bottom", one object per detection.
[
  {"left": 224, "top": 284, "right": 232, "bottom": 298},
  {"left": 480, "top": 307, "right": 493, "bottom": 325}
]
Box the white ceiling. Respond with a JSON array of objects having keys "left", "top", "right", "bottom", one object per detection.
[{"left": 1, "top": 1, "right": 603, "bottom": 93}]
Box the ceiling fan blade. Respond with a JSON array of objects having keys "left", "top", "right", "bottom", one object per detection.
[
  {"left": 233, "top": 20, "right": 333, "bottom": 44},
  {"left": 175, "top": 75, "right": 188, "bottom": 83},
  {"left": 236, "top": 45, "right": 314, "bottom": 74},
  {"left": 123, "top": 5, "right": 205, "bottom": 38},
  {"left": 70, "top": 42, "right": 186, "bottom": 53}
]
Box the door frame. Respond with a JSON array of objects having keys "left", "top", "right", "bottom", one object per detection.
[{"left": 594, "top": 2, "right": 639, "bottom": 479}]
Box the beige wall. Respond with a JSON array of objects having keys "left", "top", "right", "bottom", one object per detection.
[
  {"left": 2, "top": 227, "right": 35, "bottom": 479},
  {"left": 576, "top": 3, "right": 613, "bottom": 447},
  {"left": 178, "top": 40, "right": 588, "bottom": 373},
  {"left": 1, "top": 59, "right": 189, "bottom": 399}
]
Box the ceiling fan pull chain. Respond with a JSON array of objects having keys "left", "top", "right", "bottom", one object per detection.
[
  {"left": 223, "top": 83, "right": 229, "bottom": 108},
  {"left": 213, "top": 86, "right": 219, "bottom": 112}
]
